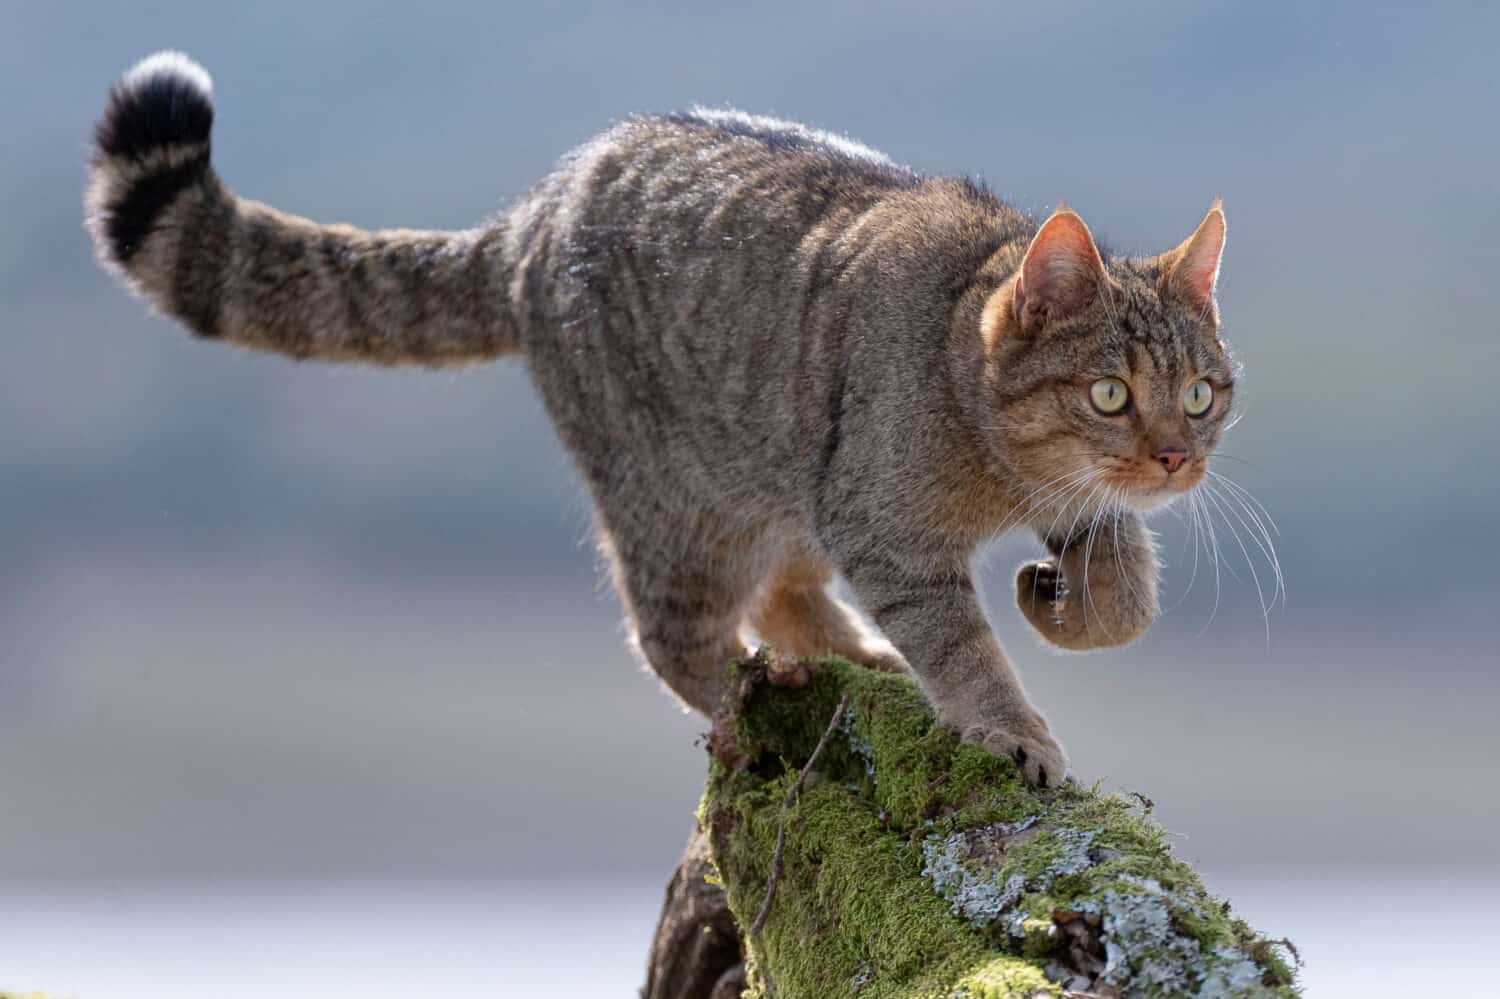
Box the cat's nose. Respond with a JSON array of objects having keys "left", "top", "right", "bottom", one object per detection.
[{"left": 1154, "top": 447, "right": 1189, "bottom": 474}]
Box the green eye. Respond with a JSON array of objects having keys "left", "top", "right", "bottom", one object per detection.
[
  {"left": 1089, "top": 377, "right": 1130, "bottom": 415},
  {"left": 1183, "top": 379, "right": 1214, "bottom": 417}
]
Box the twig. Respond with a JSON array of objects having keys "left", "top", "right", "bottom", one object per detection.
[{"left": 749, "top": 693, "right": 850, "bottom": 936}]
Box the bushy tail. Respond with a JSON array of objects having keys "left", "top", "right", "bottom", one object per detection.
[{"left": 84, "top": 52, "right": 520, "bottom": 366}]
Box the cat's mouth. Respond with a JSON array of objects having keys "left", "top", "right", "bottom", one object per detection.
[{"left": 1105, "top": 463, "right": 1206, "bottom": 511}]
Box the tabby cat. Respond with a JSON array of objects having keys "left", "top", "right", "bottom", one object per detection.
[{"left": 85, "top": 52, "right": 1236, "bottom": 786}]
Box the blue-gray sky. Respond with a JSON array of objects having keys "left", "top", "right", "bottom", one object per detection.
[{"left": 2, "top": 0, "right": 1497, "bottom": 887}]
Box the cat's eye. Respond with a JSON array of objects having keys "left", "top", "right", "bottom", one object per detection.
[
  {"left": 1089, "top": 377, "right": 1130, "bottom": 415},
  {"left": 1183, "top": 379, "right": 1214, "bottom": 417}
]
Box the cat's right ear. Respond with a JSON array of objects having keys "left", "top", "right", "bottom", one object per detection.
[{"left": 987, "top": 209, "right": 1107, "bottom": 340}]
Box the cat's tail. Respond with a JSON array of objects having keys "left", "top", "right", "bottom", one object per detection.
[{"left": 84, "top": 52, "right": 521, "bottom": 366}]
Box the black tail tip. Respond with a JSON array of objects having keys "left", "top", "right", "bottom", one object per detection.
[{"left": 95, "top": 51, "right": 215, "bottom": 162}]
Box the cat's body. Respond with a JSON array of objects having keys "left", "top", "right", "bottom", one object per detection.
[{"left": 87, "top": 54, "right": 1238, "bottom": 785}]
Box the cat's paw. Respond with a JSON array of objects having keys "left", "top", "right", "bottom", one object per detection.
[
  {"left": 960, "top": 712, "right": 1069, "bottom": 788},
  {"left": 851, "top": 641, "right": 909, "bottom": 675},
  {"left": 1017, "top": 560, "right": 1065, "bottom": 611},
  {"left": 1016, "top": 560, "right": 1089, "bottom": 649}
]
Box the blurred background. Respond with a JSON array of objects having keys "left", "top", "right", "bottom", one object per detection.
[{"left": 3, "top": 1, "right": 1496, "bottom": 995}]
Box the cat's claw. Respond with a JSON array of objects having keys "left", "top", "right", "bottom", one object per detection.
[
  {"left": 960, "top": 716, "right": 1070, "bottom": 788},
  {"left": 1016, "top": 559, "right": 1150, "bottom": 652},
  {"left": 1018, "top": 560, "right": 1065, "bottom": 610},
  {"left": 1017, "top": 559, "right": 1086, "bottom": 649}
]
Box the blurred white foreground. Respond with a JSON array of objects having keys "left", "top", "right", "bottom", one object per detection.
[{"left": 0, "top": 868, "right": 1491, "bottom": 997}]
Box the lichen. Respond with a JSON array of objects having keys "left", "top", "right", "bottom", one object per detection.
[
  {"left": 842, "top": 703, "right": 878, "bottom": 781},
  {"left": 704, "top": 655, "right": 1299, "bottom": 998},
  {"left": 1088, "top": 884, "right": 1274, "bottom": 998},
  {"left": 921, "top": 830, "right": 1028, "bottom": 928}
]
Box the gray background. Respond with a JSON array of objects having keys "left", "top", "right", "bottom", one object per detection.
[{"left": 2, "top": 1, "right": 1496, "bottom": 994}]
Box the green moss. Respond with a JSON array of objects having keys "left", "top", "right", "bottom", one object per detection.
[{"left": 704, "top": 655, "right": 1300, "bottom": 998}]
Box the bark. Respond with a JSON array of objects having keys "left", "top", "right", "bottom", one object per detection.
[{"left": 641, "top": 825, "right": 746, "bottom": 999}]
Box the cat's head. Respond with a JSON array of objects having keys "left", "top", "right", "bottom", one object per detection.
[{"left": 981, "top": 202, "right": 1234, "bottom": 517}]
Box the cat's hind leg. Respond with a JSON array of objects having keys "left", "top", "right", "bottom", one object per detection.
[
  {"left": 601, "top": 529, "right": 759, "bottom": 717},
  {"left": 750, "top": 551, "right": 907, "bottom": 674}
]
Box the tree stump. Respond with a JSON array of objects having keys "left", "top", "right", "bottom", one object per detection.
[{"left": 644, "top": 653, "right": 1300, "bottom": 998}]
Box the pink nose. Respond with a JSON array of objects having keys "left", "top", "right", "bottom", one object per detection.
[{"left": 1154, "top": 447, "right": 1189, "bottom": 474}]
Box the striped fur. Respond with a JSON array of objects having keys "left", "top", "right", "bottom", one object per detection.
[
  {"left": 86, "top": 54, "right": 1240, "bottom": 786},
  {"left": 85, "top": 52, "right": 518, "bottom": 365}
]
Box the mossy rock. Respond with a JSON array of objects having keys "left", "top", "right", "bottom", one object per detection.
[{"left": 701, "top": 653, "right": 1299, "bottom": 998}]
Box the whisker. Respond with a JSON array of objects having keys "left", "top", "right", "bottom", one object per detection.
[
  {"left": 1201, "top": 485, "right": 1273, "bottom": 644},
  {"left": 1207, "top": 452, "right": 1262, "bottom": 471},
  {"left": 1208, "top": 471, "right": 1281, "bottom": 538},
  {"left": 988, "top": 467, "right": 1098, "bottom": 543},
  {"left": 1037, "top": 474, "right": 1107, "bottom": 547},
  {"left": 1210, "top": 483, "right": 1284, "bottom": 597},
  {"left": 1108, "top": 487, "right": 1145, "bottom": 620},
  {"left": 1206, "top": 481, "right": 1283, "bottom": 598},
  {"left": 1060, "top": 482, "right": 1099, "bottom": 626},
  {"left": 1079, "top": 484, "right": 1114, "bottom": 640},
  {"left": 1098, "top": 278, "right": 1127, "bottom": 342},
  {"left": 1206, "top": 480, "right": 1286, "bottom": 610},
  {"left": 1202, "top": 492, "right": 1243, "bottom": 587},
  {"left": 1194, "top": 490, "right": 1226, "bottom": 636},
  {"left": 1031, "top": 475, "right": 1105, "bottom": 607},
  {"left": 1164, "top": 486, "right": 1204, "bottom": 614}
]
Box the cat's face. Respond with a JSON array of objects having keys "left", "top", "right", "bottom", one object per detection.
[{"left": 984, "top": 205, "right": 1233, "bottom": 519}]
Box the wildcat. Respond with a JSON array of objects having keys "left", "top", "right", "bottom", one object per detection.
[{"left": 85, "top": 52, "right": 1236, "bottom": 787}]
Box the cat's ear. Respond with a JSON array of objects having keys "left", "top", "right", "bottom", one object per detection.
[
  {"left": 1011, "top": 208, "right": 1107, "bottom": 335},
  {"left": 1160, "top": 200, "right": 1226, "bottom": 321}
]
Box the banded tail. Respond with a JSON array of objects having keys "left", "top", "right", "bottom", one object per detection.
[{"left": 84, "top": 52, "right": 520, "bottom": 366}]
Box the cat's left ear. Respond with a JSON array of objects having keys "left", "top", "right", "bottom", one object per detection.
[{"left": 1159, "top": 200, "right": 1226, "bottom": 322}]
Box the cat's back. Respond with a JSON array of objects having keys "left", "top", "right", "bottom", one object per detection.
[
  {"left": 510, "top": 111, "right": 929, "bottom": 502},
  {"left": 636, "top": 108, "right": 916, "bottom": 187},
  {"left": 517, "top": 109, "right": 922, "bottom": 273},
  {"left": 587, "top": 107, "right": 918, "bottom": 211},
  {"left": 512, "top": 107, "right": 928, "bottom": 378}
]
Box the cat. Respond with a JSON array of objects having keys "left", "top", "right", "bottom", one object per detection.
[{"left": 85, "top": 52, "right": 1236, "bottom": 787}]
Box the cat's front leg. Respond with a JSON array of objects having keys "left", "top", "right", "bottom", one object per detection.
[
  {"left": 1017, "top": 511, "right": 1158, "bottom": 651},
  {"left": 846, "top": 555, "right": 1068, "bottom": 786}
]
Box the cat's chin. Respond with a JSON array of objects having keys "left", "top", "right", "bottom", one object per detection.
[
  {"left": 1122, "top": 485, "right": 1186, "bottom": 513},
  {"left": 1106, "top": 467, "right": 1206, "bottom": 513}
]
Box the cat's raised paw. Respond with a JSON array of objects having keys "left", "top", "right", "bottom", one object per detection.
[
  {"left": 1016, "top": 560, "right": 1151, "bottom": 652},
  {"left": 1017, "top": 559, "right": 1088, "bottom": 649}
]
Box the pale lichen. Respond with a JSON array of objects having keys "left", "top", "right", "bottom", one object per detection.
[{"left": 921, "top": 830, "right": 1029, "bottom": 927}]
